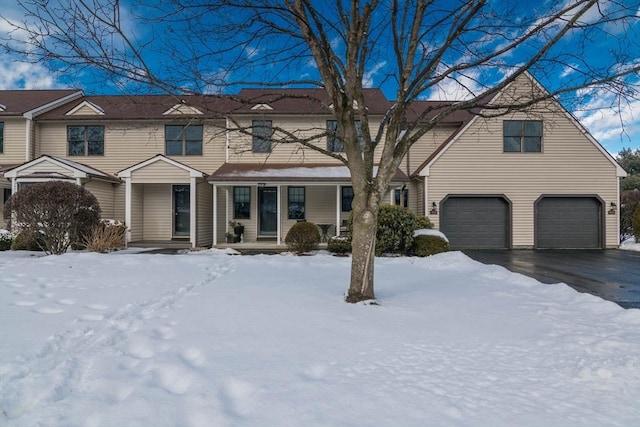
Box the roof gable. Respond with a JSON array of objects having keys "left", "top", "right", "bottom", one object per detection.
[
  {"left": 117, "top": 154, "right": 206, "bottom": 178},
  {"left": 4, "top": 155, "right": 118, "bottom": 181},
  {"left": 65, "top": 100, "right": 105, "bottom": 116},
  {"left": 163, "top": 103, "right": 204, "bottom": 115}
]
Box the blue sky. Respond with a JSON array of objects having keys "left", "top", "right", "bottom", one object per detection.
[{"left": 1, "top": 0, "right": 638, "bottom": 156}]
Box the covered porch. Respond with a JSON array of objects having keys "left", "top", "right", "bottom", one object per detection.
[
  {"left": 117, "top": 155, "right": 212, "bottom": 248},
  {"left": 209, "top": 163, "right": 409, "bottom": 246}
]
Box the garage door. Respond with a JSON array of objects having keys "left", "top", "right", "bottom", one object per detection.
[
  {"left": 536, "top": 197, "right": 601, "bottom": 249},
  {"left": 441, "top": 197, "right": 510, "bottom": 249}
]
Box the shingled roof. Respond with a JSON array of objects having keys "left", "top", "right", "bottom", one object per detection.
[{"left": 0, "top": 90, "right": 82, "bottom": 117}]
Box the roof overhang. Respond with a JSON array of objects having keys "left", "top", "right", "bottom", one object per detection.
[
  {"left": 4, "top": 155, "right": 119, "bottom": 182},
  {"left": 209, "top": 163, "right": 409, "bottom": 185}
]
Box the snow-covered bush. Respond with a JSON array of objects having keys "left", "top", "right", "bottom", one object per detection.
[
  {"left": 412, "top": 232, "right": 450, "bottom": 257},
  {"left": 0, "top": 229, "right": 12, "bottom": 251},
  {"left": 285, "top": 221, "right": 321, "bottom": 254},
  {"left": 327, "top": 235, "right": 351, "bottom": 254},
  {"left": 633, "top": 204, "right": 640, "bottom": 242},
  {"left": 5, "top": 181, "right": 101, "bottom": 254}
]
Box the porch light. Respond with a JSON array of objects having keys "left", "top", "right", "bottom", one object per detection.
[
  {"left": 430, "top": 201, "right": 438, "bottom": 215},
  {"left": 608, "top": 202, "right": 617, "bottom": 215}
]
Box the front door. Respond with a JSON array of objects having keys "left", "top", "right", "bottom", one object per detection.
[
  {"left": 258, "top": 187, "right": 277, "bottom": 236},
  {"left": 173, "top": 185, "right": 190, "bottom": 236}
]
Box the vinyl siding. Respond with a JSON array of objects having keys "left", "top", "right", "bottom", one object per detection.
[
  {"left": 196, "top": 180, "right": 213, "bottom": 247},
  {"left": 227, "top": 116, "right": 387, "bottom": 164},
  {"left": 142, "top": 184, "right": 171, "bottom": 240},
  {"left": 113, "top": 184, "right": 125, "bottom": 222},
  {"left": 406, "top": 125, "right": 458, "bottom": 175},
  {"left": 34, "top": 120, "right": 226, "bottom": 176},
  {"left": 1, "top": 118, "right": 28, "bottom": 164},
  {"left": 84, "top": 180, "right": 115, "bottom": 218},
  {"left": 130, "top": 184, "right": 144, "bottom": 241},
  {"left": 17, "top": 160, "right": 75, "bottom": 177},
  {"left": 427, "top": 79, "right": 619, "bottom": 247}
]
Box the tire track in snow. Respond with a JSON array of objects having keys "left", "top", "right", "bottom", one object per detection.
[{"left": 0, "top": 255, "right": 234, "bottom": 422}]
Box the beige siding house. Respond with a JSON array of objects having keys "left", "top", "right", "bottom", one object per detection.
[
  {"left": 416, "top": 73, "right": 626, "bottom": 249},
  {"left": 1, "top": 75, "right": 626, "bottom": 249}
]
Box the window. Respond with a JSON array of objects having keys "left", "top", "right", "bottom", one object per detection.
[
  {"left": 165, "top": 125, "right": 203, "bottom": 156},
  {"left": 394, "top": 188, "right": 409, "bottom": 208},
  {"left": 327, "top": 120, "right": 364, "bottom": 152},
  {"left": 342, "top": 186, "right": 354, "bottom": 212},
  {"left": 252, "top": 120, "right": 272, "bottom": 153},
  {"left": 0, "top": 122, "right": 4, "bottom": 153},
  {"left": 288, "top": 187, "right": 305, "bottom": 220},
  {"left": 68, "top": 125, "right": 104, "bottom": 156},
  {"left": 503, "top": 120, "right": 542, "bottom": 152},
  {"left": 233, "top": 186, "right": 251, "bottom": 219}
]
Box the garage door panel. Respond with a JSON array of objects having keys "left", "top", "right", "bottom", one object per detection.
[
  {"left": 441, "top": 197, "right": 509, "bottom": 249},
  {"left": 536, "top": 197, "right": 601, "bottom": 249}
]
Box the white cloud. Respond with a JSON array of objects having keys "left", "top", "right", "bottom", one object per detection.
[
  {"left": 426, "top": 71, "right": 487, "bottom": 101},
  {"left": 362, "top": 61, "right": 386, "bottom": 88},
  {"left": 0, "top": 57, "right": 60, "bottom": 89}
]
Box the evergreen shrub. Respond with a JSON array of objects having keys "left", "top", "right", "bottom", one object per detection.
[
  {"left": 327, "top": 236, "right": 351, "bottom": 254},
  {"left": 0, "top": 231, "right": 12, "bottom": 251},
  {"left": 413, "top": 234, "right": 450, "bottom": 257},
  {"left": 375, "top": 205, "right": 417, "bottom": 255},
  {"left": 285, "top": 221, "right": 321, "bottom": 254},
  {"left": 11, "top": 231, "right": 45, "bottom": 251}
]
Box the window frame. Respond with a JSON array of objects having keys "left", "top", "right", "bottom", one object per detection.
[
  {"left": 341, "top": 186, "right": 354, "bottom": 212},
  {"left": 252, "top": 120, "right": 272, "bottom": 153},
  {"left": 503, "top": 120, "right": 542, "bottom": 153},
  {"left": 233, "top": 186, "right": 251, "bottom": 219},
  {"left": 394, "top": 188, "right": 409, "bottom": 208},
  {"left": 165, "top": 124, "right": 203, "bottom": 156},
  {"left": 67, "top": 125, "right": 105, "bottom": 156},
  {"left": 287, "top": 186, "right": 305, "bottom": 220},
  {"left": 327, "top": 120, "right": 364, "bottom": 152}
]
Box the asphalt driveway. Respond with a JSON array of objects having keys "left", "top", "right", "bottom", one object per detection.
[{"left": 463, "top": 249, "right": 640, "bottom": 310}]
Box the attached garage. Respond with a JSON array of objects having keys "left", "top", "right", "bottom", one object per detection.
[
  {"left": 440, "top": 196, "right": 510, "bottom": 249},
  {"left": 535, "top": 196, "right": 602, "bottom": 249}
]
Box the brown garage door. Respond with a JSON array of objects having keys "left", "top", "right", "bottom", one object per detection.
[
  {"left": 441, "top": 196, "right": 510, "bottom": 249},
  {"left": 535, "top": 197, "right": 602, "bottom": 249}
]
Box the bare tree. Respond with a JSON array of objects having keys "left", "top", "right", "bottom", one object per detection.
[{"left": 3, "top": 0, "right": 639, "bottom": 301}]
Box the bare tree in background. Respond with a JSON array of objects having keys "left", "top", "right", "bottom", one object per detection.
[{"left": 3, "top": 0, "right": 639, "bottom": 302}]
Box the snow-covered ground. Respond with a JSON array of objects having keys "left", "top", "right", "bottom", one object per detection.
[
  {"left": 1, "top": 249, "right": 638, "bottom": 427},
  {"left": 620, "top": 237, "right": 640, "bottom": 252}
]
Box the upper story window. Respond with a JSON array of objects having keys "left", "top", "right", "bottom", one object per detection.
[
  {"left": 68, "top": 125, "right": 104, "bottom": 156},
  {"left": 288, "top": 187, "right": 305, "bottom": 220},
  {"left": 165, "top": 125, "right": 203, "bottom": 156},
  {"left": 233, "top": 186, "right": 251, "bottom": 219},
  {"left": 503, "top": 120, "right": 542, "bottom": 153},
  {"left": 327, "top": 120, "right": 364, "bottom": 152},
  {"left": 252, "top": 120, "right": 272, "bottom": 153},
  {"left": 341, "top": 186, "right": 354, "bottom": 212},
  {"left": 0, "top": 121, "right": 4, "bottom": 153}
]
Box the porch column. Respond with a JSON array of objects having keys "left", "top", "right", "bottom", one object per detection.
[
  {"left": 424, "top": 177, "right": 429, "bottom": 217},
  {"left": 190, "top": 177, "right": 197, "bottom": 248},
  {"left": 335, "top": 185, "right": 341, "bottom": 236},
  {"left": 276, "top": 185, "right": 281, "bottom": 245},
  {"left": 212, "top": 184, "right": 218, "bottom": 247},
  {"left": 225, "top": 188, "right": 230, "bottom": 239},
  {"left": 125, "top": 177, "right": 132, "bottom": 244}
]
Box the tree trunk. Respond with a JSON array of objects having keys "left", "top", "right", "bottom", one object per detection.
[{"left": 346, "top": 203, "right": 378, "bottom": 303}]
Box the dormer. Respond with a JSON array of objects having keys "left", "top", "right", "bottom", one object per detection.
[
  {"left": 163, "top": 103, "right": 204, "bottom": 115},
  {"left": 65, "top": 100, "right": 105, "bottom": 116},
  {"left": 250, "top": 103, "right": 274, "bottom": 111}
]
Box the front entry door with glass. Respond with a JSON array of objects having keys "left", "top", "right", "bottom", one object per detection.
[
  {"left": 173, "top": 185, "right": 190, "bottom": 236},
  {"left": 258, "top": 187, "right": 277, "bottom": 236}
]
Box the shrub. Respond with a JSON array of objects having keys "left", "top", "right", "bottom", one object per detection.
[
  {"left": 84, "top": 220, "right": 127, "bottom": 253},
  {"left": 415, "top": 216, "right": 433, "bottom": 230},
  {"left": 327, "top": 236, "right": 351, "bottom": 254},
  {"left": 633, "top": 204, "right": 640, "bottom": 242},
  {"left": 413, "top": 234, "right": 450, "bottom": 257},
  {"left": 621, "top": 189, "right": 640, "bottom": 241},
  {"left": 285, "top": 221, "right": 321, "bottom": 254},
  {"left": 5, "top": 181, "right": 101, "bottom": 254},
  {"left": 375, "top": 205, "right": 417, "bottom": 255},
  {"left": 0, "top": 230, "right": 12, "bottom": 251},
  {"left": 11, "top": 231, "right": 45, "bottom": 251}
]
